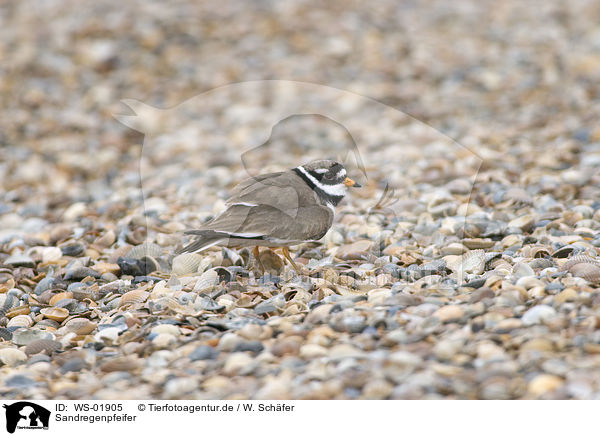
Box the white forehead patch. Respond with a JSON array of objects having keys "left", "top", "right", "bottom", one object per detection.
[{"left": 337, "top": 169, "right": 347, "bottom": 179}]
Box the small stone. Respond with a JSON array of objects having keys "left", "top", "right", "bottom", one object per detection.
[
  {"left": 433, "top": 305, "right": 465, "bottom": 322},
  {"left": 233, "top": 340, "right": 264, "bottom": 354},
  {"left": 336, "top": 240, "right": 372, "bottom": 260},
  {"left": 522, "top": 305, "right": 557, "bottom": 325},
  {"left": 218, "top": 333, "right": 242, "bottom": 351},
  {"left": 521, "top": 338, "right": 554, "bottom": 352},
  {"left": 508, "top": 214, "right": 535, "bottom": 232},
  {"left": 433, "top": 339, "right": 465, "bottom": 360},
  {"left": 362, "top": 379, "right": 393, "bottom": 399},
  {"left": 555, "top": 288, "right": 578, "bottom": 304},
  {"left": 271, "top": 336, "right": 302, "bottom": 357},
  {"left": 60, "top": 357, "right": 88, "bottom": 373},
  {"left": 299, "top": 343, "right": 327, "bottom": 359},
  {"left": 4, "top": 254, "right": 35, "bottom": 268},
  {"left": 477, "top": 341, "right": 506, "bottom": 360},
  {"left": 0, "top": 348, "right": 27, "bottom": 366},
  {"left": 528, "top": 374, "right": 563, "bottom": 396},
  {"left": 152, "top": 333, "right": 177, "bottom": 348},
  {"left": 189, "top": 345, "right": 219, "bottom": 361},
  {"left": 223, "top": 352, "right": 254, "bottom": 375},
  {"left": 42, "top": 247, "right": 63, "bottom": 263}
]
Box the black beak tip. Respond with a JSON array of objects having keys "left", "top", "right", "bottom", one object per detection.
[{"left": 353, "top": 182, "right": 362, "bottom": 188}]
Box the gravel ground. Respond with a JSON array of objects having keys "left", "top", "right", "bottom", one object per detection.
[{"left": 1, "top": 0, "right": 600, "bottom": 399}]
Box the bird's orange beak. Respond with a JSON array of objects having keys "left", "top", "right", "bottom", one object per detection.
[{"left": 344, "top": 177, "right": 361, "bottom": 188}]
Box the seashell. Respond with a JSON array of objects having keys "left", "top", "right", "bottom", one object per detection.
[
  {"left": 12, "top": 328, "right": 54, "bottom": 346},
  {"left": 462, "top": 238, "right": 495, "bottom": 249},
  {"left": 560, "top": 255, "right": 600, "bottom": 272},
  {"left": 508, "top": 214, "right": 535, "bottom": 232},
  {"left": 138, "top": 256, "right": 160, "bottom": 275},
  {"left": 552, "top": 245, "right": 575, "bottom": 258},
  {"left": 71, "top": 284, "right": 100, "bottom": 301},
  {"left": 194, "top": 296, "right": 225, "bottom": 312},
  {"left": 512, "top": 262, "right": 535, "bottom": 279},
  {"left": 33, "top": 277, "right": 56, "bottom": 295},
  {"left": 107, "top": 244, "right": 133, "bottom": 263},
  {"left": 49, "top": 291, "right": 73, "bottom": 306},
  {"left": 127, "top": 242, "right": 162, "bottom": 260},
  {"left": 94, "top": 230, "right": 116, "bottom": 247},
  {"left": 172, "top": 253, "right": 202, "bottom": 276},
  {"left": 7, "top": 315, "right": 33, "bottom": 328},
  {"left": 42, "top": 246, "right": 63, "bottom": 264},
  {"left": 568, "top": 263, "right": 600, "bottom": 283},
  {"left": 6, "top": 305, "right": 31, "bottom": 318},
  {"left": 64, "top": 265, "right": 101, "bottom": 280},
  {"left": 0, "top": 348, "right": 28, "bottom": 366},
  {"left": 40, "top": 307, "right": 69, "bottom": 322},
  {"left": 54, "top": 298, "right": 81, "bottom": 312},
  {"left": 35, "top": 319, "right": 60, "bottom": 330},
  {"left": 529, "top": 258, "right": 555, "bottom": 270},
  {"left": 193, "top": 269, "right": 219, "bottom": 293},
  {"left": 523, "top": 245, "right": 551, "bottom": 259},
  {"left": 64, "top": 318, "right": 97, "bottom": 335},
  {"left": 0, "top": 294, "right": 20, "bottom": 316},
  {"left": 90, "top": 262, "right": 121, "bottom": 275},
  {"left": 0, "top": 328, "right": 13, "bottom": 341},
  {"left": 25, "top": 339, "right": 62, "bottom": 355},
  {"left": 448, "top": 249, "right": 485, "bottom": 274},
  {"left": 119, "top": 289, "right": 149, "bottom": 307},
  {"left": 4, "top": 254, "right": 35, "bottom": 268}
]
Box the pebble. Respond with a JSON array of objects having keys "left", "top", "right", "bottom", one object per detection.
[
  {"left": 522, "top": 305, "right": 558, "bottom": 326},
  {"left": 189, "top": 345, "right": 219, "bottom": 361},
  {"left": 433, "top": 305, "right": 465, "bottom": 322},
  {"left": 528, "top": 374, "right": 564, "bottom": 396}
]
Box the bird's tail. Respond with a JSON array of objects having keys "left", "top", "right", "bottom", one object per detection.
[{"left": 175, "top": 230, "right": 227, "bottom": 254}]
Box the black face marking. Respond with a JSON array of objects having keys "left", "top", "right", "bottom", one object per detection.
[
  {"left": 308, "top": 163, "right": 345, "bottom": 185},
  {"left": 293, "top": 168, "right": 345, "bottom": 206}
]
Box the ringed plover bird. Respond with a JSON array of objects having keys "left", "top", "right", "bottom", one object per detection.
[{"left": 177, "top": 159, "right": 361, "bottom": 272}]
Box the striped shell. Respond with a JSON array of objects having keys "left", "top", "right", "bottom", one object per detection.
[
  {"left": 448, "top": 250, "right": 485, "bottom": 274},
  {"left": 40, "top": 307, "right": 69, "bottom": 322},
  {"left": 64, "top": 318, "right": 97, "bottom": 335},
  {"left": 172, "top": 253, "right": 202, "bottom": 276},
  {"left": 560, "top": 255, "right": 600, "bottom": 272},
  {"left": 6, "top": 305, "right": 31, "bottom": 318},
  {"left": 0, "top": 328, "right": 13, "bottom": 341},
  {"left": 49, "top": 291, "right": 74, "bottom": 306},
  {"left": 569, "top": 263, "right": 600, "bottom": 283},
  {"left": 7, "top": 315, "right": 33, "bottom": 328},
  {"left": 0, "top": 348, "right": 27, "bottom": 366},
  {"left": 127, "top": 242, "right": 162, "bottom": 260},
  {"left": 0, "top": 294, "right": 20, "bottom": 316},
  {"left": 193, "top": 269, "right": 219, "bottom": 293},
  {"left": 25, "top": 339, "right": 62, "bottom": 355},
  {"left": 119, "top": 289, "right": 149, "bottom": 307},
  {"left": 35, "top": 319, "right": 61, "bottom": 330}
]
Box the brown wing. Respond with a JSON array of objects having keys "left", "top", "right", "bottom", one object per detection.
[
  {"left": 226, "top": 171, "right": 318, "bottom": 212},
  {"left": 203, "top": 203, "right": 333, "bottom": 242}
]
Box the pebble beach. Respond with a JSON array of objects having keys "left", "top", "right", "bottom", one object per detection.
[{"left": 1, "top": 0, "right": 600, "bottom": 399}]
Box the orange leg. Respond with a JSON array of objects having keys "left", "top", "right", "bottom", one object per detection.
[
  {"left": 253, "top": 246, "right": 265, "bottom": 274},
  {"left": 280, "top": 247, "right": 300, "bottom": 273}
]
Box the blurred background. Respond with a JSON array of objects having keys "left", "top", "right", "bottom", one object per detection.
[{"left": 2, "top": 0, "right": 599, "bottom": 216}]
